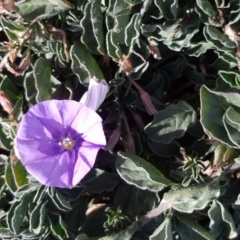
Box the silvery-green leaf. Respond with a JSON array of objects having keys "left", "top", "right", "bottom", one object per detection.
[
  {"left": 16, "top": 0, "right": 73, "bottom": 21},
  {"left": 196, "top": 0, "right": 217, "bottom": 17},
  {"left": 49, "top": 213, "right": 69, "bottom": 240},
  {"left": 70, "top": 41, "right": 104, "bottom": 87},
  {"left": 205, "top": 25, "right": 236, "bottom": 49},
  {"left": 106, "top": 0, "right": 130, "bottom": 44},
  {"left": 0, "top": 76, "right": 21, "bottom": 105},
  {"left": 116, "top": 151, "right": 172, "bottom": 192},
  {"left": 125, "top": 13, "right": 140, "bottom": 47},
  {"left": 174, "top": 214, "right": 215, "bottom": 240},
  {"left": 128, "top": 61, "right": 149, "bottom": 80},
  {"left": 200, "top": 85, "right": 240, "bottom": 147},
  {"left": 223, "top": 107, "right": 240, "bottom": 148},
  {"left": 47, "top": 187, "right": 72, "bottom": 212},
  {"left": 162, "top": 181, "right": 220, "bottom": 213},
  {"left": 81, "top": 1, "right": 105, "bottom": 55},
  {"left": 30, "top": 201, "right": 47, "bottom": 234},
  {"left": 13, "top": 97, "right": 23, "bottom": 121},
  {"left": 114, "top": 183, "right": 140, "bottom": 217},
  {"left": 217, "top": 51, "right": 238, "bottom": 68},
  {"left": 228, "top": 2, "right": 240, "bottom": 25},
  {"left": 154, "top": 0, "right": 178, "bottom": 19},
  {"left": 150, "top": 217, "right": 173, "bottom": 240},
  {"left": 145, "top": 101, "right": 197, "bottom": 144},
  {"left": 219, "top": 71, "right": 240, "bottom": 89},
  {"left": 0, "top": 228, "right": 16, "bottom": 238},
  {"left": 148, "top": 138, "right": 180, "bottom": 157},
  {"left": 75, "top": 234, "right": 91, "bottom": 240},
  {"left": 7, "top": 197, "right": 28, "bottom": 234},
  {"left": 0, "top": 16, "right": 25, "bottom": 42},
  {"left": 5, "top": 162, "right": 17, "bottom": 193},
  {"left": 106, "top": 30, "right": 122, "bottom": 59},
  {"left": 208, "top": 200, "right": 238, "bottom": 239},
  {"left": 33, "top": 57, "right": 52, "bottom": 102},
  {"left": 12, "top": 160, "right": 28, "bottom": 188},
  {"left": 137, "top": 189, "right": 160, "bottom": 212}
]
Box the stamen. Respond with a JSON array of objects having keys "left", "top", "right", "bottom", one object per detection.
[{"left": 59, "top": 137, "right": 74, "bottom": 150}]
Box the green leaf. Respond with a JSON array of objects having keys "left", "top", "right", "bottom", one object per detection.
[
  {"left": 81, "top": 170, "right": 121, "bottom": 194},
  {"left": 174, "top": 214, "right": 215, "bottom": 240},
  {"left": 148, "top": 139, "right": 180, "bottom": 157},
  {"left": 33, "top": 185, "right": 47, "bottom": 204},
  {"left": 34, "top": 57, "right": 52, "bottom": 102},
  {"left": 223, "top": 107, "right": 240, "bottom": 148},
  {"left": 125, "top": 13, "right": 140, "bottom": 47},
  {"left": 24, "top": 71, "right": 37, "bottom": 106},
  {"left": 80, "top": 1, "right": 105, "bottom": 55},
  {"left": 106, "top": 30, "right": 122, "bottom": 59},
  {"left": 154, "top": 0, "right": 178, "bottom": 19},
  {"left": 16, "top": 0, "right": 73, "bottom": 21},
  {"left": 128, "top": 61, "right": 149, "bottom": 80},
  {"left": 208, "top": 200, "right": 237, "bottom": 239},
  {"left": 219, "top": 70, "right": 240, "bottom": 89},
  {"left": 0, "top": 125, "right": 12, "bottom": 150},
  {"left": 12, "top": 161, "right": 28, "bottom": 188},
  {"left": 5, "top": 163, "right": 18, "bottom": 193},
  {"left": 116, "top": 151, "right": 172, "bottom": 192},
  {"left": 12, "top": 97, "right": 23, "bottom": 121},
  {"left": 205, "top": 25, "right": 236, "bottom": 49},
  {"left": 48, "top": 187, "right": 72, "bottom": 212},
  {"left": 0, "top": 228, "right": 15, "bottom": 238},
  {"left": 196, "top": 0, "right": 217, "bottom": 17},
  {"left": 137, "top": 189, "right": 160, "bottom": 212},
  {"left": 15, "top": 182, "right": 40, "bottom": 199},
  {"left": 114, "top": 183, "right": 140, "bottom": 217},
  {"left": 150, "top": 217, "right": 173, "bottom": 240},
  {"left": 0, "top": 16, "right": 25, "bottom": 42},
  {"left": 7, "top": 198, "right": 28, "bottom": 234},
  {"left": 30, "top": 201, "right": 47, "bottom": 234},
  {"left": 217, "top": 51, "right": 238, "bottom": 68},
  {"left": 145, "top": 101, "right": 197, "bottom": 144},
  {"left": 49, "top": 213, "right": 69, "bottom": 240},
  {"left": 70, "top": 41, "right": 104, "bottom": 87},
  {"left": 162, "top": 181, "right": 220, "bottom": 213},
  {"left": 75, "top": 234, "right": 91, "bottom": 240},
  {"left": 0, "top": 76, "right": 21, "bottom": 105},
  {"left": 233, "top": 193, "right": 240, "bottom": 209},
  {"left": 106, "top": 0, "right": 131, "bottom": 44},
  {"left": 200, "top": 85, "right": 240, "bottom": 147},
  {"left": 64, "top": 195, "right": 88, "bottom": 231}
]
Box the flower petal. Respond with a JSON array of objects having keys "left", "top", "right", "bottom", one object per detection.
[
  {"left": 72, "top": 143, "right": 102, "bottom": 186},
  {"left": 69, "top": 104, "right": 105, "bottom": 146},
  {"left": 80, "top": 76, "right": 109, "bottom": 111},
  {"left": 16, "top": 138, "right": 61, "bottom": 164},
  {"left": 24, "top": 151, "right": 76, "bottom": 188}
]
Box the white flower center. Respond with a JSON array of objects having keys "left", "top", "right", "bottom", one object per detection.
[{"left": 59, "top": 137, "right": 74, "bottom": 150}]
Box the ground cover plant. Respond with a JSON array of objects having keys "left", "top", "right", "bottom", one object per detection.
[{"left": 1, "top": 0, "right": 240, "bottom": 239}]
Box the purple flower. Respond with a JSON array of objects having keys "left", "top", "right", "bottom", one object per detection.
[
  {"left": 80, "top": 76, "right": 109, "bottom": 111},
  {"left": 15, "top": 77, "right": 109, "bottom": 188}
]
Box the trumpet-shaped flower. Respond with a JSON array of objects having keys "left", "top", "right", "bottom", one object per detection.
[
  {"left": 80, "top": 76, "right": 109, "bottom": 111},
  {"left": 15, "top": 77, "right": 109, "bottom": 188}
]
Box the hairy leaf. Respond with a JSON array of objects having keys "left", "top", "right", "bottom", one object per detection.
[
  {"left": 208, "top": 200, "right": 237, "bottom": 239},
  {"left": 116, "top": 151, "right": 172, "bottom": 192},
  {"left": 16, "top": 0, "right": 73, "bottom": 21},
  {"left": 162, "top": 181, "right": 220, "bottom": 213},
  {"left": 145, "top": 101, "right": 197, "bottom": 144}
]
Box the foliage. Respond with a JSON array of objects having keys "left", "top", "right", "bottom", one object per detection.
[{"left": 0, "top": 0, "right": 240, "bottom": 239}]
